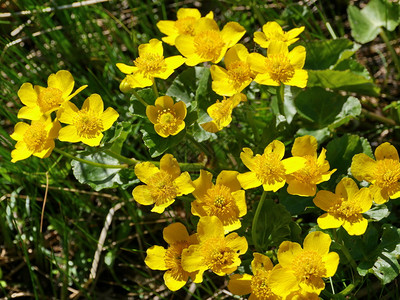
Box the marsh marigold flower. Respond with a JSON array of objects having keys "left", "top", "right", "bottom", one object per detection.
[
  {"left": 132, "top": 154, "right": 195, "bottom": 213},
  {"left": 248, "top": 41, "right": 307, "bottom": 88},
  {"left": 351, "top": 142, "right": 400, "bottom": 204},
  {"left": 57, "top": 94, "right": 119, "bottom": 147},
  {"left": 11, "top": 116, "right": 61, "bottom": 163},
  {"left": 146, "top": 95, "right": 187, "bottom": 137},
  {"left": 157, "top": 8, "right": 214, "bottom": 46},
  {"left": 201, "top": 93, "right": 246, "bottom": 133},
  {"left": 191, "top": 170, "right": 247, "bottom": 233},
  {"left": 286, "top": 135, "right": 336, "bottom": 196},
  {"left": 237, "top": 140, "right": 306, "bottom": 192},
  {"left": 17, "top": 70, "right": 87, "bottom": 120},
  {"left": 116, "top": 39, "right": 185, "bottom": 90},
  {"left": 175, "top": 18, "right": 245, "bottom": 66},
  {"left": 181, "top": 216, "right": 248, "bottom": 281},
  {"left": 269, "top": 231, "right": 339, "bottom": 295},
  {"left": 210, "top": 44, "right": 254, "bottom": 96},
  {"left": 145, "top": 222, "right": 200, "bottom": 291},
  {"left": 314, "top": 177, "right": 372, "bottom": 235},
  {"left": 254, "top": 21, "right": 305, "bottom": 49},
  {"left": 228, "top": 253, "right": 289, "bottom": 300}
]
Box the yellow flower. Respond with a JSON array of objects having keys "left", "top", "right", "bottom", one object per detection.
[
  {"left": 269, "top": 231, "right": 339, "bottom": 295},
  {"left": 17, "top": 70, "right": 87, "bottom": 120},
  {"left": 146, "top": 95, "right": 187, "bottom": 138},
  {"left": 57, "top": 94, "right": 119, "bottom": 147},
  {"left": 351, "top": 142, "right": 400, "bottom": 204},
  {"left": 181, "top": 216, "right": 248, "bottom": 281},
  {"left": 145, "top": 222, "right": 200, "bottom": 291},
  {"left": 228, "top": 253, "right": 287, "bottom": 299},
  {"left": 237, "top": 140, "right": 306, "bottom": 192},
  {"left": 285, "top": 290, "right": 320, "bottom": 300},
  {"left": 175, "top": 18, "right": 245, "bottom": 66},
  {"left": 157, "top": 8, "right": 214, "bottom": 46},
  {"left": 248, "top": 41, "right": 308, "bottom": 88},
  {"left": 286, "top": 135, "right": 336, "bottom": 196},
  {"left": 132, "top": 154, "right": 195, "bottom": 213},
  {"left": 254, "top": 21, "right": 305, "bottom": 49},
  {"left": 201, "top": 93, "right": 246, "bottom": 133},
  {"left": 191, "top": 170, "right": 247, "bottom": 233},
  {"left": 10, "top": 116, "right": 61, "bottom": 163},
  {"left": 116, "top": 39, "right": 185, "bottom": 89},
  {"left": 210, "top": 44, "right": 254, "bottom": 96},
  {"left": 314, "top": 177, "right": 372, "bottom": 235}
]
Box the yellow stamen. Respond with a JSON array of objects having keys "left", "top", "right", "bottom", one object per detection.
[
  {"left": 253, "top": 154, "right": 286, "bottom": 185},
  {"left": 201, "top": 237, "right": 235, "bottom": 272},
  {"left": 175, "top": 17, "right": 196, "bottom": 35},
  {"left": 147, "top": 171, "right": 178, "bottom": 204},
  {"left": 135, "top": 53, "right": 167, "bottom": 77},
  {"left": 194, "top": 30, "right": 225, "bottom": 61},
  {"left": 265, "top": 54, "right": 295, "bottom": 83},
  {"left": 292, "top": 251, "right": 326, "bottom": 283},
  {"left": 251, "top": 270, "right": 277, "bottom": 299},
  {"left": 73, "top": 109, "right": 104, "bottom": 139},
  {"left": 23, "top": 123, "right": 47, "bottom": 152},
  {"left": 290, "top": 155, "right": 321, "bottom": 185},
  {"left": 165, "top": 241, "right": 190, "bottom": 280},
  {"left": 37, "top": 87, "right": 63, "bottom": 113},
  {"left": 374, "top": 159, "right": 400, "bottom": 196},
  {"left": 227, "top": 61, "right": 252, "bottom": 89}
]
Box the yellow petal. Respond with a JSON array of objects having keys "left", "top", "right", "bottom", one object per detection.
[
  {"left": 18, "top": 83, "right": 37, "bottom": 106},
  {"left": 81, "top": 134, "right": 103, "bottom": 147},
  {"left": 277, "top": 241, "right": 303, "bottom": 268},
  {"left": 158, "top": 56, "right": 186, "bottom": 79},
  {"left": 201, "top": 121, "right": 219, "bottom": 133},
  {"left": 228, "top": 273, "right": 252, "bottom": 296},
  {"left": 173, "top": 101, "right": 187, "bottom": 120},
  {"left": 254, "top": 73, "right": 280, "bottom": 86},
  {"left": 237, "top": 172, "right": 262, "bottom": 190},
  {"left": 82, "top": 94, "right": 104, "bottom": 115},
  {"left": 220, "top": 21, "right": 246, "bottom": 48},
  {"left": 354, "top": 187, "right": 372, "bottom": 212},
  {"left": 216, "top": 170, "right": 241, "bottom": 192},
  {"left": 343, "top": 217, "right": 368, "bottom": 235},
  {"left": 155, "top": 95, "right": 174, "bottom": 109},
  {"left": 134, "top": 162, "right": 160, "bottom": 184},
  {"left": 116, "top": 63, "right": 137, "bottom": 74},
  {"left": 101, "top": 107, "right": 119, "bottom": 130},
  {"left": 370, "top": 184, "right": 387, "bottom": 204},
  {"left": 291, "top": 135, "right": 317, "bottom": 157},
  {"left": 303, "top": 231, "right": 331, "bottom": 255},
  {"left": 66, "top": 84, "right": 87, "bottom": 101},
  {"left": 263, "top": 180, "right": 286, "bottom": 192},
  {"left": 267, "top": 41, "right": 289, "bottom": 57},
  {"left": 322, "top": 251, "right": 340, "bottom": 277},
  {"left": 175, "top": 35, "right": 196, "bottom": 58},
  {"left": 139, "top": 38, "right": 163, "bottom": 57},
  {"left": 313, "top": 190, "right": 340, "bottom": 211},
  {"left": 288, "top": 46, "right": 306, "bottom": 69},
  {"left": 263, "top": 21, "right": 284, "bottom": 37},
  {"left": 232, "top": 190, "right": 247, "bottom": 217},
  {"left": 10, "top": 122, "right": 30, "bottom": 141},
  {"left": 58, "top": 125, "right": 81, "bottom": 143},
  {"left": 47, "top": 70, "right": 74, "bottom": 99},
  {"left": 253, "top": 31, "right": 269, "bottom": 48},
  {"left": 57, "top": 102, "right": 79, "bottom": 124},
  {"left": 146, "top": 105, "right": 159, "bottom": 124},
  {"left": 248, "top": 52, "right": 268, "bottom": 74},
  {"left": 240, "top": 147, "right": 255, "bottom": 170},
  {"left": 264, "top": 140, "right": 285, "bottom": 160},
  {"left": 226, "top": 233, "right": 248, "bottom": 254},
  {"left": 335, "top": 177, "right": 359, "bottom": 200},
  {"left": 157, "top": 20, "right": 177, "bottom": 36},
  {"left": 225, "top": 44, "right": 248, "bottom": 66},
  {"left": 181, "top": 246, "right": 205, "bottom": 275},
  {"left": 160, "top": 153, "right": 181, "bottom": 179},
  {"left": 284, "top": 69, "right": 308, "bottom": 88},
  {"left": 194, "top": 17, "right": 219, "bottom": 33},
  {"left": 145, "top": 245, "right": 168, "bottom": 270},
  {"left": 287, "top": 179, "right": 316, "bottom": 197},
  {"left": 193, "top": 170, "right": 213, "bottom": 199},
  {"left": 281, "top": 157, "right": 306, "bottom": 174},
  {"left": 152, "top": 199, "right": 175, "bottom": 213},
  {"left": 33, "top": 140, "right": 55, "bottom": 159},
  {"left": 132, "top": 185, "right": 155, "bottom": 205},
  {"left": 164, "top": 270, "right": 187, "bottom": 291},
  {"left": 286, "top": 26, "right": 305, "bottom": 40},
  {"left": 350, "top": 153, "right": 376, "bottom": 182},
  {"left": 197, "top": 216, "right": 224, "bottom": 241},
  {"left": 174, "top": 172, "right": 195, "bottom": 195},
  {"left": 252, "top": 253, "right": 274, "bottom": 272},
  {"left": 177, "top": 8, "right": 201, "bottom": 19},
  {"left": 299, "top": 276, "right": 325, "bottom": 294},
  {"left": 17, "top": 105, "right": 42, "bottom": 121},
  {"left": 11, "top": 143, "right": 33, "bottom": 163},
  {"left": 317, "top": 213, "right": 343, "bottom": 229},
  {"left": 269, "top": 266, "right": 299, "bottom": 297},
  {"left": 375, "top": 142, "right": 399, "bottom": 161},
  {"left": 163, "top": 222, "right": 189, "bottom": 244}
]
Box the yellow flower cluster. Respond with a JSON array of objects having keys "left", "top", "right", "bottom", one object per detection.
[{"left": 11, "top": 70, "right": 119, "bottom": 162}]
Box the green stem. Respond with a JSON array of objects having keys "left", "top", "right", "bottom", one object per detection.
[
  {"left": 246, "top": 101, "right": 260, "bottom": 143},
  {"left": 104, "top": 149, "right": 138, "bottom": 165},
  {"left": 362, "top": 108, "right": 396, "bottom": 126},
  {"left": 276, "top": 84, "right": 285, "bottom": 116},
  {"left": 152, "top": 79, "right": 159, "bottom": 98},
  {"left": 54, "top": 148, "right": 129, "bottom": 169},
  {"left": 252, "top": 191, "right": 267, "bottom": 252},
  {"left": 132, "top": 90, "right": 148, "bottom": 107},
  {"left": 338, "top": 279, "right": 361, "bottom": 296},
  {"left": 380, "top": 29, "right": 400, "bottom": 79}
]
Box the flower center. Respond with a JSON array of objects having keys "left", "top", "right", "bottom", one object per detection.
[
  {"left": 134, "top": 53, "right": 167, "bottom": 77},
  {"left": 23, "top": 122, "right": 48, "bottom": 152},
  {"left": 73, "top": 109, "right": 104, "bottom": 139},
  {"left": 175, "top": 17, "right": 196, "bottom": 35},
  {"left": 201, "top": 237, "right": 235, "bottom": 273},
  {"left": 290, "top": 155, "right": 321, "bottom": 184},
  {"left": 253, "top": 154, "right": 286, "bottom": 185},
  {"left": 37, "top": 87, "right": 63, "bottom": 113},
  {"left": 147, "top": 171, "right": 177, "bottom": 205},
  {"left": 251, "top": 270, "right": 278, "bottom": 299},
  {"left": 292, "top": 250, "right": 326, "bottom": 283},
  {"left": 194, "top": 30, "right": 225, "bottom": 61},
  {"left": 227, "top": 61, "right": 252, "bottom": 89},
  {"left": 374, "top": 159, "right": 400, "bottom": 196},
  {"left": 329, "top": 197, "right": 362, "bottom": 223},
  {"left": 264, "top": 54, "right": 295, "bottom": 83},
  {"left": 164, "top": 241, "right": 191, "bottom": 280}
]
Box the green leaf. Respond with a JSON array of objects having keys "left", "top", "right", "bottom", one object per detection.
[
  {"left": 129, "top": 87, "right": 156, "bottom": 118},
  {"left": 379, "top": 224, "right": 400, "bottom": 255},
  {"left": 364, "top": 204, "right": 390, "bottom": 221},
  {"left": 372, "top": 252, "right": 400, "bottom": 284},
  {"left": 348, "top": 0, "right": 400, "bottom": 44},
  {"left": 295, "top": 87, "right": 361, "bottom": 128},
  {"left": 307, "top": 69, "right": 380, "bottom": 96},
  {"left": 106, "top": 121, "right": 132, "bottom": 154},
  {"left": 71, "top": 152, "right": 122, "bottom": 191},
  {"left": 278, "top": 189, "right": 315, "bottom": 216},
  {"left": 304, "top": 38, "right": 358, "bottom": 70}
]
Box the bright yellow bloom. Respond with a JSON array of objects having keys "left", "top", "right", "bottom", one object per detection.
[
  {"left": 57, "top": 94, "right": 118, "bottom": 147},
  {"left": 175, "top": 18, "right": 245, "bottom": 66},
  {"left": 181, "top": 216, "right": 248, "bottom": 281},
  {"left": 17, "top": 70, "right": 87, "bottom": 120},
  {"left": 248, "top": 41, "right": 308, "bottom": 88},
  {"left": 210, "top": 44, "right": 254, "bottom": 96},
  {"left": 145, "top": 222, "right": 200, "bottom": 291},
  {"left": 228, "top": 253, "right": 288, "bottom": 300},
  {"left": 314, "top": 177, "right": 372, "bottom": 235},
  {"left": 191, "top": 170, "right": 247, "bottom": 233},
  {"left": 146, "top": 95, "right": 187, "bottom": 138},
  {"left": 116, "top": 39, "right": 185, "bottom": 89},
  {"left": 237, "top": 140, "right": 306, "bottom": 192},
  {"left": 132, "top": 154, "right": 195, "bottom": 213},
  {"left": 157, "top": 8, "right": 214, "bottom": 46},
  {"left": 286, "top": 135, "right": 336, "bottom": 196},
  {"left": 254, "top": 21, "right": 305, "bottom": 49},
  {"left": 351, "top": 142, "right": 400, "bottom": 204},
  {"left": 201, "top": 93, "right": 246, "bottom": 133},
  {"left": 10, "top": 116, "right": 61, "bottom": 163},
  {"left": 285, "top": 290, "right": 320, "bottom": 300},
  {"left": 269, "top": 231, "right": 339, "bottom": 295}
]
